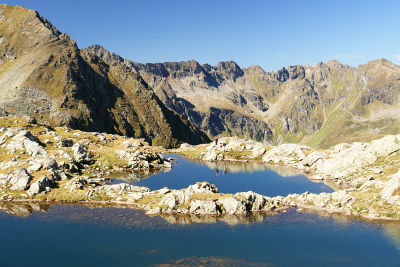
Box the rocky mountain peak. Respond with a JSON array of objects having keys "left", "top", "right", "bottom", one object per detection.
[
  {"left": 0, "top": 5, "right": 66, "bottom": 50},
  {"left": 275, "top": 67, "right": 289, "bottom": 82},
  {"left": 246, "top": 65, "right": 267, "bottom": 75},
  {"left": 0, "top": 5, "right": 210, "bottom": 148},
  {"left": 275, "top": 65, "right": 306, "bottom": 82},
  {"left": 163, "top": 60, "right": 204, "bottom": 76},
  {"left": 216, "top": 60, "right": 244, "bottom": 80},
  {"left": 85, "top": 44, "right": 123, "bottom": 65},
  {"left": 362, "top": 58, "right": 400, "bottom": 73}
]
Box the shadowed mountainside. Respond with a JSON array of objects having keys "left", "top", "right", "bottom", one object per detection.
[
  {"left": 1, "top": 4, "right": 400, "bottom": 149},
  {"left": 0, "top": 4, "right": 210, "bottom": 148},
  {"left": 87, "top": 44, "right": 400, "bottom": 148}
]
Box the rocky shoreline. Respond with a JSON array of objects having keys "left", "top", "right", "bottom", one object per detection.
[
  {"left": 0, "top": 117, "right": 399, "bottom": 222},
  {"left": 174, "top": 136, "right": 400, "bottom": 220}
]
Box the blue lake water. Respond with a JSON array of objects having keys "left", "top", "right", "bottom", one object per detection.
[
  {"left": 0, "top": 204, "right": 399, "bottom": 266},
  {"left": 1, "top": 156, "right": 399, "bottom": 266},
  {"left": 128, "top": 155, "right": 333, "bottom": 196}
]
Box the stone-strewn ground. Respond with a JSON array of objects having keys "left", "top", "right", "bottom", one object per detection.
[
  {"left": 0, "top": 116, "right": 171, "bottom": 201},
  {"left": 174, "top": 136, "right": 400, "bottom": 220},
  {"left": 0, "top": 117, "right": 399, "bottom": 221}
]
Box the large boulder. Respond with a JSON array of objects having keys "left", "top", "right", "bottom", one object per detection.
[
  {"left": 311, "top": 142, "right": 377, "bottom": 179},
  {"left": 237, "top": 191, "right": 267, "bottom": 211},
  {"left": 381, "top": 171, "right": 400, "bottom": 204},
  {"left": 263, "top": 143, "right": 310, "bottom": 164},
  {"left": 72, "top": 143, "right": 93, "bottom": 164},
  {"left": 366, "top": 135, "right": 400, "bottom": 157},
  {"left": 27, "top": 175, "right": 54, "bottom": 196},
  {"left": 159, "top": 194, "right": 178, "bottom": 211},
  {"left": 251, "top": 143, "right": 266, "bottom": 158},
  {"left": 0, "top": 128, "right": 17, "bottom": 145},
  {"left": 189, "top": 200, "right": 218, "bottom": 214},
  {"left": 6, "top": 168, "right": 32, "bottom": 190},
  {"left": 185, "top": 182, "right": 218, "bottom": 194},
  {"left": 217, "top": 197, "right": 247, "bottom": 214},
  {"left": 203, "top": 148, "right": 217, "bottom": 161},
  {"left": 302, "top": 151, "right": 327, "bottom": 167},
  {"left": 6, "top": 130, "right": 46, "bottom": 156}
]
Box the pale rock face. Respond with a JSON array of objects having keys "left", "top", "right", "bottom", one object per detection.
[
  {"left": 189, "top": 200, "right": 218, "bottom": 214},
  {"left": 251, "top": 143, "right": 266, "bottom": 158},
  {"left": 180, "top": 143, "right": 192, "bottom": 149},
  {"left": 305, "top": 135, "right": 400, "bottom": 179},
  {"left": 43, "top": 158, "right": 58, "bottom": 170},
  {"left": 302, "top": 151, "right": 327, "bottom": 167},
  {"left": 263, "top": 143, "right": 310, "bottom": 164},
  {"left": 24, "top": 138, "right": 46, "bottom": 156},
  {"left": 202, "top": 137, "right": 266, "bottom": 160},
  {"left": 27, "top": 162, "right": 42, "bottom": 173},
  {"left": 27, "top": 175, "right": 53, "bottom": 196},
  {"left": 160, "top": 194, "right": 178, "bottom": 211},
  {"left": 381, "top": 171, "right": 400, "bottom": 204},
  {"left": 163, "top": 161, "right": 172, "bottom": 168},
  {"left": 366, "top": 135, "right": 400, "bottom": 157},
  {"left": 239, "top": 191, "right": 267, "bottom": 211},
  {"left": 330, "top": 190, "right": 354, "bottom": 206},
  {"left": 6, "top": 168, "right": 32, "bottom": 190},
  {"left": 5, "top": 130, "right": 45, "bottom": 156},
  {"left": 65, "top": 177, "right": 88, "bottom": 192},
  {"left": 172, "top": 190, "right": 190, "bottom": 205},
  {"left": 126, "top": 192, "right": 143, "bottom": 201},
  {"left": 0, "top": 128, "right": 17, "bottom": 145},
  {"left": 132, "top": 141, "right": 143, "bottom": 147},
  {"left": 146, "top": 207, "right": 161, "bottom": 215},
  {"left": 157, "top": 188, "right": 171, "bottom": 195},
  {"left": 185, "top": 182, "right": 218, "bottom": 194},
  {"left": 217, "top": 197, "right": 247, "bottom": 215},
  {"left": 203, "top": 148, "right": 217, "bottom": 161},
  {"left": 71, "top": 143, "right": 92, "bottom": 163}
]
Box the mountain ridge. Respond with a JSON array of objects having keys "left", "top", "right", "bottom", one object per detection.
[
  {"left": 2, "top": 4, "right": 400, "bottom": 149},
  {"left": 85, "top": 44, "right": 400, "bottom": 148},
  {"left": 0, "top": 4, "right": 210, "bottom": 148}
]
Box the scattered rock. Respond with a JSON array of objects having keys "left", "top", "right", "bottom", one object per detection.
[
  {"left": 72, "top": 143, "right": 93, "bottom": 164},
  {"left": 203, "top": 148, "right": 217, "bottom": 161},
  {"left": 6, "top": 168, "right": 32, "bottom": 190},
  {"left": 59, "top": 138, "right": 73, "bottom": 147},
  {"left": 27, "top": 175, "right": 54, "bottom": 196},
  {"left": 189, "top": 200, "right": 218, "bottom": 214},
  {"left": 263, "top": 143, "right": 309, "bottom": 164}
]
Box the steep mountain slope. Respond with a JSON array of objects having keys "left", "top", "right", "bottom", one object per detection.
[
  {"left": 0, "top": 4, "right": 209, "bottom": 147},
  {"left": 86, "top": 45, "right": 274, "bottom": 142},
  {"left": 87, "top": 44, "right": 400, "bottom": 148}
]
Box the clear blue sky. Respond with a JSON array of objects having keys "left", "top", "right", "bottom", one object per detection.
[{"left": 3, "top": 0, "right": 400, "bottom": 71}]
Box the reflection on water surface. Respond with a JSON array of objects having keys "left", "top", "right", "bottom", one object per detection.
[
  {"left": 0, "top": 203, "right": 399, "bottom": 266},
  {"left": 127, "top": 155, "right": 333, "bottom": 196}
]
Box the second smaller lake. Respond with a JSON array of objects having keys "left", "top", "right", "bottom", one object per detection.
[{"left": 122, "top": 155, "right": 333, "bottom": 197}]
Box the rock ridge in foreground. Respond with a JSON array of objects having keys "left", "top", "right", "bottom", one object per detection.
[{"left": 0, "top": 117, "right": 399, "bottom": 221}]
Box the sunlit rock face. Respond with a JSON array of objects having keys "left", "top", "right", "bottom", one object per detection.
[
  {"left": 87, "top": 43, "right": 400, "bottom": 148},
  {"left": 0, "top": 5, "right": 209, "bottom": 148}
]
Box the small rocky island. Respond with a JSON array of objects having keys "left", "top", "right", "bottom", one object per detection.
[{"left": 0, "top": 117, "right": 399, "bottom": 221}]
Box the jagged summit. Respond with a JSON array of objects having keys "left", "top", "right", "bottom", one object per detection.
[
  {"left": 0, "top": 5, "right": 210, "bottom": 147},
  {"left": 84, "top": 43, "right": 400, "bottom": 147},
  {"left": 86, "top": 44, "right": 124, "bottom": 64},
  {"left": 2, "top": 4, "right": 400, "bottom": 148}
]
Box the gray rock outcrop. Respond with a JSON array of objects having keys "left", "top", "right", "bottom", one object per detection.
[
  {"left": 27, "top": 175, "right": 54, "bottom": 196},
  {"left": 5, "top": 168, "right": 32, "bottom": 190},
  {"left": 72, "top": 143, "right": 93, "bottom": 164}
]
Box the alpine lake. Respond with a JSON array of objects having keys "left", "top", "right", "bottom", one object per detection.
[{"left": 1, "top": 155, "right": 399, "bottom": 266}]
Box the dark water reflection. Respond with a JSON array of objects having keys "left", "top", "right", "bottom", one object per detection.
[
  {"left": 126, "top": 155, "right": 333, "bottom": 196},
  {"left": 0, "top": 203, "right": 399, "bottom": 266}
]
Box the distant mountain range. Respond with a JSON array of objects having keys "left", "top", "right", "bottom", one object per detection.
[{"left": 1, "top": 4, "right": 400, "bottom": 148}]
